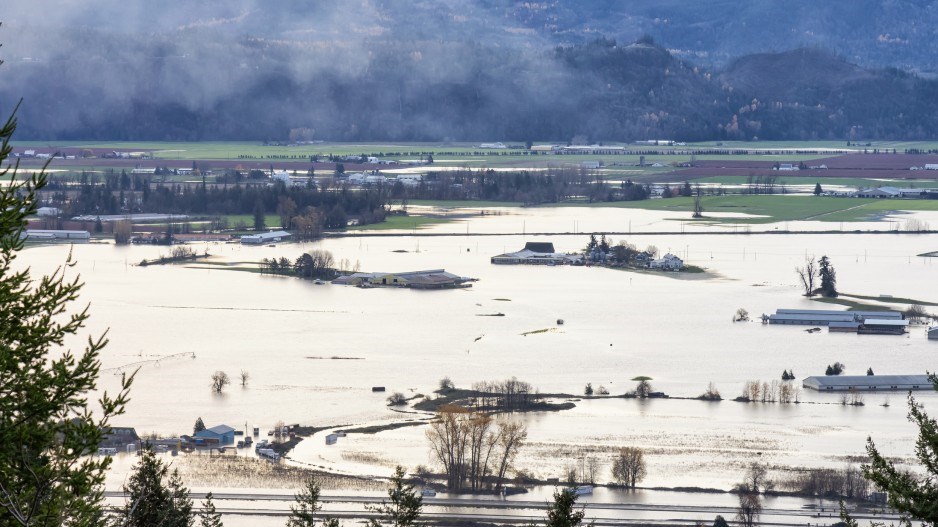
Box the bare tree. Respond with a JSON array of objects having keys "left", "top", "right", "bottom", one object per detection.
[
  {"left": 493, "top": 421, "right": 527, "bottom": 492},
  {"left": 795, "top": 257, "right": 817, "bottom": 297},
  {"left": 426, "top": 405, "right": 471, "bottom": 491},
  {"left": 611, "top": 447, "right": 647, "bottom": 488},
  {"left": 736, "top": 491, "right": 762, "bottom": 527},
  {"left": 744, "top": 380, "right": 761, "bottom": 402},
  {"left": 210, "top": 371, "right": 230, "bottom": 393},
  {"left": 426, "top": 406, "right": 526, "bottom": 492},
  {"left": 439, "top": 376, "right": 455, "bottom": 391},
  {"left": 387, "top": 392, "right": 407, "bottom": 406},
  {"left": 239, "top": 370, "right": 250, "bottom": 387},
  {"left": 692, "top": 188, "right": 704, "bottom": 218},
  {"left": 580, "top": 456, "right": 601, "bottom": 485},
  {"left": 743, "top": 463, "right": 773, "bottom": 494}
]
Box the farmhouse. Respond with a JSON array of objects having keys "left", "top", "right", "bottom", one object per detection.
[
  {"left": 99, "top": 426, "right": 141, "bottom": 449},
  {"left": 803, "top": 375, "right": 933, "bottom": 392},
  {"left": 491, "top": 242, "right": 582, "bottom": 265},
  {"left": 648, "top": 253, "right": 683, "bottom": 270},
  {"left": 240, "top": 230, "right": 291, "bottom": 245}
]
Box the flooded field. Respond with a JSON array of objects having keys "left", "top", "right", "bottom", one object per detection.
[{"left": 18, "top": 205, "right": 938, "bottom": 494}]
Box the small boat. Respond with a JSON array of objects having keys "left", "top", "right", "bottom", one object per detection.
[
  {"left": 573, "top": 485, "right": 593, "bottom": 496},
  {"left": 421, "top": 489, "right": 437, "bottom": 497}
]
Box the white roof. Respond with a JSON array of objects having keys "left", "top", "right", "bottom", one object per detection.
[{"left": 862, "top": 318, "right": 909, "bottom": 326}]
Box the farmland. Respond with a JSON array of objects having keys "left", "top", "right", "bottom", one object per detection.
[{"left": 561, "top": 195, "right": 938, "bottom": 224}]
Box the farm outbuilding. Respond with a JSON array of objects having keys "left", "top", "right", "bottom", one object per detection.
[
  {"left": 240, "top": 230, "right": 291, "bottom": 245},
  {"left": 194, "top": 424, "right": 236, "bottom": 445}
]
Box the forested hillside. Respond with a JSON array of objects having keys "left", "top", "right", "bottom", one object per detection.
[{"left": 2, "top": 0, "right": 938, "bottom": 141}]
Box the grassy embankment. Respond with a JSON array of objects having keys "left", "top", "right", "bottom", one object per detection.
[{"left": 810, "top": 292, "right": 938, "bottom": 311}]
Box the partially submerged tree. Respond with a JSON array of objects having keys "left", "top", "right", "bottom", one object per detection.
[
  {"left": 795, "top": 256, "right": 817, "bottom": 297},
  {"left": 425, "top": 406, "right": 527, "bottom": 492},
  {"left": 211, "top": 371, "right": 230, "bottom": 393},
  {"left": 632, "top": 377, "right": 653, "bottom": 398},
  {"left": 367, "top": 466, "right": 423, "bottom": 527},
  {"left": 826, "top": 362, "right": 845, "bottom": 376},
  {"left": 387, "top": 392, "right": 407, "bottom": 406},
  {"left": 611, "top": 447, "right": 647, "bottom": 488},
  {"left": 239, "top": 370, "right": 250, "bottom": 387},
  {"left": 194, "top": 417, "right": 206, "bottom": 435},
  {"left": 735, "top": 490, "right": 762, "bottom": 527},
  {"left": 0, "top": 103, "right": 134, "bottom": 526},
  {"left": 818, "top": 255, "right": 837, "bottom": 297}
]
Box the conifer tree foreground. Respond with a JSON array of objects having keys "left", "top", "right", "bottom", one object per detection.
[{"left": 0, "top": 102, "right": 133, "bottom": 524}]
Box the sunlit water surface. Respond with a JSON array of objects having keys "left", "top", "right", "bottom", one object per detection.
[{"left": 16, "top": 205, "right": 938, "bottom": 493}]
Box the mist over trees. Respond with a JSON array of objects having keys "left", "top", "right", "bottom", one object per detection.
[{"left": 4, "top": 2, "right": 938, "bottom": 141}]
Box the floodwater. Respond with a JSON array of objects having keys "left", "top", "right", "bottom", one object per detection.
[{"left": 16, "top": 205, "right": 938, "bottom": 495}]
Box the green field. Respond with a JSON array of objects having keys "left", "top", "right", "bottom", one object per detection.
[
  {"left": 347, "top": 214, "right": 455, "bottom": 231},
  {"left": 677, "top": 175, "right": 938, "bottom": 189},
  {"left": 8, "top": 140, "right": 876, "bottom": 173},
  {"left": 554, "top": 195, "right": 938, "bottom": 224}
]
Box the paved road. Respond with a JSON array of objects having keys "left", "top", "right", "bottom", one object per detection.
[{"left": 104, "top": 491, "right": 900, "bottom": 526}]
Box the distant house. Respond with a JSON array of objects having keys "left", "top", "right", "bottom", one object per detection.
[
  {"left": 194, "top": 424, "right": 236, "bottom": 445},
  {"left": 100, "top": 426, "right": 140, "bottom": 449},
  {"left": 240, "top": 230, "right": 291, "bottom": 245},
  {"left": 648, "top": 253, "right": 683, "bottom": 270},
  {"left": 777, "top": 163, "right": 798, "bottom": 171},
  {"left": 36, "top": 207, "right": 60, "bottom": 217},
  {"left": 925, "top": 164, "right": 938, "bottom": 170},
  {"left": 491, "top": 242, "right": 582, "bottom": 265},
  {"left": 479, "top": 142, "right": 507, "bottom": 149},
  {"left": 633, "top": 251, "right": 654, "bottom": 264}
]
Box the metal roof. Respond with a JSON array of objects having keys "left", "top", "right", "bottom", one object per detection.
[
  {"left": 202, "top": 424, "right": 235, "bottom": 435},
  {"left": 769, "top": 313, "right": 856, "bottom": 322},
  {"left": 862, "top": 319, "right": 909, "bottom": 326},
  {"left": 803, "top": 375, "right": 933, "bottom": 389},
  {"left": 776, "top": 309, "right": 901, "bottom": 319}
]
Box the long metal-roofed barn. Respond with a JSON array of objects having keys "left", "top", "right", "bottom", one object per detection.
[
  {"left": 490, "top": 242, "right": 583, "bottom": 265},
  {"left": 240, "top": 230, "right": 292, "bottom": 245},
  {"left": 765, "top": 308, "right": 907, "bottom": 334},
  {"left": 803, "top": 375, "right": 934, "bottom": 392}
]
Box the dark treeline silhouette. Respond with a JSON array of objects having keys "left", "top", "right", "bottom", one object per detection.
[{"left": 47, "top": 173, "right": 388, "bottom": 229}]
